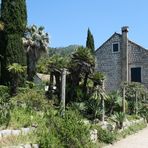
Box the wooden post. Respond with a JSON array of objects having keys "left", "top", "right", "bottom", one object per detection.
[
  {"left": 122, "top": 86, "right": 126, "bottom": 113},
  {"left": 135, "top": 91, "right": 138, "bottom": 115},
  {"left": 61, "top": 68, "right": 66, "bottom": 116},
  {"left": 102, "top": 80, "right": 105, "bottom": 123}
]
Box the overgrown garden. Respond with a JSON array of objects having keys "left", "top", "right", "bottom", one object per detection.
[{"left": 0, "top": 0, "right": 148, "bottom": 147}]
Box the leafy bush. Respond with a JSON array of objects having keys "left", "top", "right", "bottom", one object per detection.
[
  {"left": 95, "top": 126, "right": 117, "bottom": 144},
  {"left": 111, "top": 112, "right": 126, "bottom": 129},
  {"left": 0, "top": 85, "right": 9, "bottom": 96},
  {"left": 9, "top": 107, "right": 45, "bottom": 128},
  {"left": 38, "top": 109, "right": 92, "bottom": 148},
  {"left": 0, "top": 86, "right": 11, "bottom": 126},
  {"left": 126, "top": 114, "right": 140, "bottom": 121},
  {"left": 11, "top": 89, "right": 48, "bottom": 111},
  {"left": 138, "top": 104, "right": 148, "bottom": 122},
  {"left": 0, "top": 95, "right": 12, "bottom": 126}
]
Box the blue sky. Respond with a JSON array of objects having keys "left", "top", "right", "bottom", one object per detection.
[{"left": 26, "top": 0, "right": 148, "bottom": 48}]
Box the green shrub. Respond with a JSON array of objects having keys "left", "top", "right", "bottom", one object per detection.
[
  {"left": 126, "top": 114, "right": 140, "bottom": 121},
  {"left": 11, "top": 89, "right": 48, "bottom": 111},
  {"left": 0, "top": 96, "right": 12, "bottom": 127},
  {"left": 112, "top": 112, "right": 126, "bottom": 129},
  {"left": 95, "top": 126, "right": 117, "bottom": 144},
  {"left": 0, "top": 85, "right": 9, "bottom": 96},
  {"left": 38, "top": 109, "right": 92, "bottom": 148},
  {"left": 9, "top": 107, "right": 45, "bottom": 128}
]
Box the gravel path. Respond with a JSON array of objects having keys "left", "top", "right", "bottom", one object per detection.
[{"left": 104, "top": 127, "right": 148, "bottom": 148}]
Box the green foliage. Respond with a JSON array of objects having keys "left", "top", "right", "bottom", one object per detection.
[
  {"left": 71, "top": 46, "right": 95, "bottom": 68},
  {"left": 111, "top": 112, "right": 126, "bottom": 129},
  {"left": 123, "top": 82, "right": 146, "bottom": 114},
  {"left": 0, "top": 85, "right": 8, "bottom": 96},
  {"left": 11, "top": 89, "right": 48, "bottom": 111},
  {"left": 90, "top": 72, "right": 105, "bottom": 86},
  {"left": 8, "top": 63, "right": 26, "bottom": 74},
  {"left": 23, "top": 25, "right": 49, "bottom": 81},
  {"left": 48, "top": 45, "right": 80, "bottom": 57},
  {"left": 126, "top": 114, "right": 140, "bottom": 121},
  {"left": 9, "top": 107, "right": 45, "bottom": 128},
  {"left": 38, "top": 109, "right": 92, "bottom": 148},
  {"left": 88, "top": 86, "right": 108, "bottom": 119},
  {"left": 0, "top": 95, "right": 12, "bottom": 126},
  {"left": 37, "top": 56, "right": 49, "bottom": 74},
  {"left": 138, "top": 104, "right": 148, "bottom": 122},
  {"left": 48, "top": 54, "right": 69, "bottom": 71},
  {"left": 86, "top": 28, "right": 95, "bottom": 53},
  {"left": 0, "top": 0, "right": 27, "bottom": 84},
  {"left": 106, "top": 91, "right": 128, "bottom": 115},
  {"left": 1, "top": 0, "right": 27, "bottom": 34},
  {"left": 94, "top": 126, "right": 117, "bottom": 144},
  {"left": 2, "top": 34, "right": 26, "bottom": 84}
]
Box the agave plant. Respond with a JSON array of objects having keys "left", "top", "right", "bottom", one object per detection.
[
  {"left": 22, "top": 25, "right": 49, "bottom": 81},
  {"left": 68, "top": 47, "right": 95, "bottom": 100},
  {"left": 111, "top": 112, "right": 126, "bottom": 129},
  {"left": 89, "top": 85, "right": 108, "bottom": 120},
  {"left": 106, "top": 91, "right": 125, "bottom": 115}
]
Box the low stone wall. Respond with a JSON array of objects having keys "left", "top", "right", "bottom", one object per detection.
[
  {"left": 3, "top": 144, "right": 39, "bottom": 148},
  {"left": 0, "top": 127, "right": 35, "bottom": 138}
]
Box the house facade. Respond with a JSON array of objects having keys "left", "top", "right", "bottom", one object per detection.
[{"left": 95, "top": 26, "right": 148, "bottom": 91}]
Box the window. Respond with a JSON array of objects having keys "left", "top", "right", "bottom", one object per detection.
[
  {"left": 112, "top": 43, "right": 119, "bottom": 52},
  {"left": 131, "top": 67, "right": 141, "bottom": 82}
]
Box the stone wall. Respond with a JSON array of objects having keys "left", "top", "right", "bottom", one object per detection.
[
  {"left": 95, "top": 32, "right": 148, "bottom": 91},
  {"left": 128, "top": 41, "right": 148, "bottom": 88},
  {"left": 95, "top": 33, "right": 122, "bottom": 91}
]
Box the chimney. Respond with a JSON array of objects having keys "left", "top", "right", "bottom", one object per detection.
[{"left": 121, "top": 26, "right": 129, "bottom": 82}]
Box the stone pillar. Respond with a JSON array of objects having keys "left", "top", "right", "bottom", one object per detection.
[
  {"left": 121, "top": 26, "right": 129, "bottom": 82},
  {"left": 61, "top": 68, "right": 66, "bottom": 116}
]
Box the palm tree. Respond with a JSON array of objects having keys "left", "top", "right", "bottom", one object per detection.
[
  {"left": 107, "top": 91, "right": 123, "bottom": 115},
  {"left": 125, "top": 82, "right": 145, "bottom": 115},
  {"left": 47, "top": 55, "right": 69, "bottom": 100},
  {"left": 89, "top": 84, "right": 108, "bottom": 121},
  {"left": 8, "top": 63, "right": 26, "bottom": 96},
  {"left": 68, "top": 47, "right": 95, "bottom": 100},
  {"left": 22, "top": 25, "right": 49, "bottom": 81}
]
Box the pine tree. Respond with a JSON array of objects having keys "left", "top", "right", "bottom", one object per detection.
[
  {"left": 86, "top": 28, "right": 95, "bottom": 54},
  {"left": 0, "top": 0, "right": 27, "bottom": 84}
]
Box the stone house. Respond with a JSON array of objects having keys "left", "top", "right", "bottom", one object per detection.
[{"left": 95, "top": 26, "right": 148, "bottom": 91}]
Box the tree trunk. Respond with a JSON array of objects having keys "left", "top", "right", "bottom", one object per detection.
[
  {"left": 10, "top": 74, "right": 18, "bottom": 96},
  {"left": 83, "top": 73, "right": 89, "bottom": 99},
  {"left": 54, "top": 72, "right": 61, "bottom": 100},
  {"left": 27, "top": 49, "right": 36, "bottom": 81}
]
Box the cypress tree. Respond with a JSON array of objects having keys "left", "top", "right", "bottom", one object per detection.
[
  {"left": 0, "top": 0, "right": 27, "bottom": 84},
  {"left": 86, "top": 28, "right": 95, "bottom": 54}
]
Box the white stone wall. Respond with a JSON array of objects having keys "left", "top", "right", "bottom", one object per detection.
[
  {"left": 95, "top": 33, "right": 122, "bottom": 91},
  {"left": 128, "top": 41, "right": 148, "bottom": 88},
  {"left": 95, "top": 33, "right": 148, "bottom": 91}
]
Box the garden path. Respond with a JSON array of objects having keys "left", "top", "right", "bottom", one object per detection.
[{"left": 104, "top": 126, "right": 148, "bottom": 148}]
